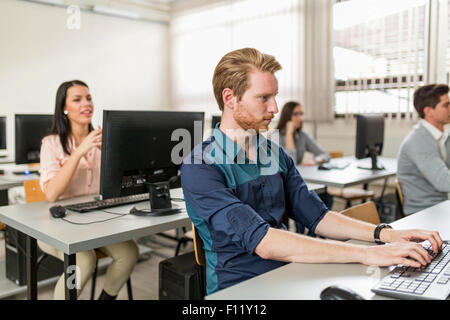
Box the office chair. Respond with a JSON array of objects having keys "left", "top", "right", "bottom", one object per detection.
[
  {"left": 339, "top": 201, "right": 381, "bottom": 225},
  {"left": 23, "top": 179, "right": 133, "bottom": 300},
  {"left": 161, "top": 227, "right": 193, "bottom": 257},
  {"left": 395, "top": 179, "right": 406, "bottom": 218},
  {"left": 326, "top": 151, "right": 375, "bottom": 208},
  {"left": 191, "top": 223, "right": 206, "bottom": 298},
  {"left": 192, "top": 223, "right": 205, "bottom": 267}
]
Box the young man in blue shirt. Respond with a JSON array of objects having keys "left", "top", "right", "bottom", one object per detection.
[{"left": 180, "top": 47, "right": 443, "bottom": 295}]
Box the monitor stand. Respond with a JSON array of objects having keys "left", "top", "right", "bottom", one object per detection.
[
  {"left": 357, "top": 149, "right": 385, "bottom": 171},
  {"left": 130, "top": 180, "right": 181, "bottom": 216}
]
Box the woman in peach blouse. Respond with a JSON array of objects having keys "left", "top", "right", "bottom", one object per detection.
[{"left": 39, "top": 80, "right": 139, "bottom": 300}]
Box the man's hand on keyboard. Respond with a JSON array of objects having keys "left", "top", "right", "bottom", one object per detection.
[
  {"left": 380, "top": 228, "right": 443, "bottom": 254},
  {"left": 362, "top": 242, "right": 434, "bottom": 268}
]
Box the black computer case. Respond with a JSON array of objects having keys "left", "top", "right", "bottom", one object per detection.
[
  {"left": 4, "top": 226, "right": 63, "bottom": 286},
  {"left": 159, "top": 251, "right": 205, "bottom": 300}
]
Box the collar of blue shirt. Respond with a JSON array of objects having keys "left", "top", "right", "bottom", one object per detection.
[{"left": 212, "top": 122, "right": 272, "bottom": 166}]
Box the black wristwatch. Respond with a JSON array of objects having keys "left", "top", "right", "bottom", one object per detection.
[{"left": 374, "top": 223, "right": 392, "bottom": 245}]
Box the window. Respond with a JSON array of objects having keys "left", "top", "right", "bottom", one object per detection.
[
  {"left": 333, "top": 0, "right": 427, "bottom": 117},
  {"left": 170, "top": 0, "right": 301, "bottom": 115}
]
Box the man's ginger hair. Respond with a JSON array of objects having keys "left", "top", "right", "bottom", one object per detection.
[{"left": 212, "top": 48, "right": 282, "bottom": 111}]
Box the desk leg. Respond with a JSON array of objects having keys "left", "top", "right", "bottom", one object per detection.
[
  {"left": 26, "top": 236, "right": 38, "bottom": 300},
  {"left": 64, "top": 253, "right": 77, "bottom": 300},
  {"left": 0, "top": 189, "right": 8, "bottom": 206}
]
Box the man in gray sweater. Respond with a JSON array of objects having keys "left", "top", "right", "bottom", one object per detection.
[{"left": 397, "top": 84, "right": 450, "bottom": 214}]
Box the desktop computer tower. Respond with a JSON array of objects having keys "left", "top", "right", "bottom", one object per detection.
[
  {"left": 159, "top": 251, "right": 205, "bottom": 300},
  {"left": 4, "top": 226, "right": 63, "bottom": 286}
]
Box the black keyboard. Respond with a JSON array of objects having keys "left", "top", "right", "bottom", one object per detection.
[{"left": 64, "top": 193, "right": 149, "bottom": 212}]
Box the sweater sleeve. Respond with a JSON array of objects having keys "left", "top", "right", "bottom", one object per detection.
[
  {"left": 303, "top": 132, "right": 330, "bottom": 163},
  {"left": 405, "top": 137, "right": 450, "bottom": 192}
]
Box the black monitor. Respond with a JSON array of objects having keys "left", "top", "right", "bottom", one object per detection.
[
  {"left": 355, "top": 113, "right": 384, "bottom": 170},
  {"left": 211, "top": 115, "right": 221, "bottom": 129},
  {"left": 15, "top": 114, "right": 53, "bottom": 165},
  {"left": 0, "top": 117, "right": 6, "bottom": 150},
  {"left": 100, "top": 110, "right": 204, "bottom": 212}
]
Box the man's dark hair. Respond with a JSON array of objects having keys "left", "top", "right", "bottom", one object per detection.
[{"left": 413, "top": 84, "right": 449, "bottom": 118}]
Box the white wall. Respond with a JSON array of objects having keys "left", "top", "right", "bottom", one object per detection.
[{"left": 0, "top": 0, "right": 170, "bottom": 155}]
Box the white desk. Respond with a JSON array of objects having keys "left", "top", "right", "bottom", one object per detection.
[
  {"left": 305, "top": 183, "right": 326, "bottom": 195},
  {"left": 206, "top": 200, "right": 450, "bottom": 300},
  {"left": 297, "top": 156, "right": 397, "bottom": 188},
  {"left": 0, "top": 188, "right": 191, "bottom": 300},
  {"left": 0, "top": 157, "right": 13, "bottom": 164}
]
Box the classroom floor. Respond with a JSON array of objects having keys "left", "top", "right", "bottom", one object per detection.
[
  {"left": 0, "top": 230, "right": 193, "bottom": 300},
  {"left": 0, "top": 184, "right": 394, "bottom": 300}
]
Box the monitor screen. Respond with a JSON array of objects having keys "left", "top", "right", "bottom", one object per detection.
[
  {"left": 15, "top": 114, "right": 53, "bottom": 164},
  {"left": 0, "top": 117, "right": 6, "bottom": 150},
  {"left": 211, "top": 115, "right": 221, "bottom": 130},
  {"left": 355, "top": 113, "right": 384, "bottom": 170},
  {"left": 100, "top": 110, "right": 204, "bottom": 200}
]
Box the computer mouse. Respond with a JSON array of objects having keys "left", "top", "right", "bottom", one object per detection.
[
  {"left": 320, "top": 285, "right": 365, "bottom": 300},
  {"left": 318, "top": 164, "right": 331, "bottom": 170},
  {"left": 49, "top": 205, "right": 66, "bottom": 218}
]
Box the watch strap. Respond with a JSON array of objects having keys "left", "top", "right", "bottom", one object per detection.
[{"left": 374, "top": 223, "right": 392, "bottom": 245}]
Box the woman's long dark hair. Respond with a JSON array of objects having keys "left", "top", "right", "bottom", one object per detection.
[
  {"left": 276, "top": 101, "right": 301, "bottom": 133},
  {"left": 49, "top": 80, "right": 94, "bottom": 155}
]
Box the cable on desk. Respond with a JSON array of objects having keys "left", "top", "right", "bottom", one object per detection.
[{"left": 62, "top": 210, "right": 130, "bottom": 225}]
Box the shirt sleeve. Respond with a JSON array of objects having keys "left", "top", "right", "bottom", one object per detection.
[
  {"left": 280, "top": 148, "right": 329, "bottom": 235},
  {"left": 39, "top": 137, "right": 62, "bottom": 193},
  {"left": 303, "top": 132, "right": 330, "bottom": 162},
  {"left": 180, "top": 162, "right": 270, "bottom": 255}
]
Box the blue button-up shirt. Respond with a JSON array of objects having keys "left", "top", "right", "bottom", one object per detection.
[{"left": 180, "top": 125, "right": 329, "bottom": 295}]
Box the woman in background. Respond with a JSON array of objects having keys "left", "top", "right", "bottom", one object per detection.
[
  {"left": 276, "top": 101, "right": 330, "bottom": 166},
  {"left": 39, "top": 80, "right": 139, "bottom": 300},
  {"left": 277, "top": 101, "right": 332, "bottom": 233}
]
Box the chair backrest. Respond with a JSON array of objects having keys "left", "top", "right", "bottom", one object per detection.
[
  {"left": 23, "top": 179, "right": 47, "bottom": 203},
  {"left": 395, "top": 179, "right": 405, "bottom": 218},
  {"left": 395, "top": 179, "right": 404, "bottom": 206},
  {"left": 192, "top": 223, "right": 205, "bottom": 267},
  {"left": 328, "top": 151, "right": 344, "bottom": 159},
  {"left": 340, "top": 201, "right": 380, "bottom": 225}
]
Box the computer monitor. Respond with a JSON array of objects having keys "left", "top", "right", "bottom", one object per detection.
[
  {"left": 211, "top": 115, "right": 221, "bottom": 129},
  {"left": 15, "top": 114, "right": 53, "bottom": 165},
  {"left": 355, "top": 113, "right": 385, "bottom": 170},
  {"left": 0, "top": 117, "right": 6, "bottom": 150},
  {"left": 100, "top": 110, "right": 204, "bottom": 211}
]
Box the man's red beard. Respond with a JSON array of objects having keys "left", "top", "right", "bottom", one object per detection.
[{"left": 233, "top": 103, "right": 274, "bottom": 132}]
